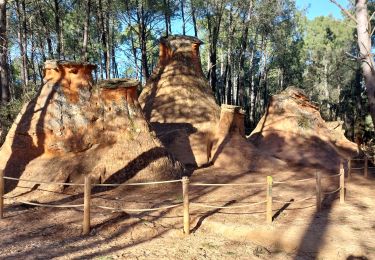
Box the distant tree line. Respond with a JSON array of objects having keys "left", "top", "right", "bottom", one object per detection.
[{"left": 0, "top": 0, "right": 374, "bottom": 144}]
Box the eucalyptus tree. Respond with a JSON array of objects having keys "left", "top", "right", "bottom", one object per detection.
[{"left": 0, "top": 0, "right": 10, "bottom": 103}]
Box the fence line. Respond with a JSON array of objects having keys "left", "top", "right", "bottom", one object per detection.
[
  {"left": 190, "top": 200, "right": 266, "bottom": 209},
  {"left": 96, "top": 203, "right": 183, "bottom": 212},
  {"left": 273, "top": 177, "right": 315, "bottom": 184},
  {"left": 273, "top": 196, "right": 314, "bottom": 204},
  {"left": 190, "top": 182, "right": 264, "bottom": 187},
  {"left": 348, "top": 155, "right": 374, "bottom": 179},
  {"left": 5, "top": 199, "right": 83, "bottom": 208},
  {"left": 0, "top": 162, "right": 347, "bottom": 235},
  {"left": 323, "top": 187, "right": 341, "bottom": 195},
  {"left": 3, "top": 176, "right": 84, "bottom": 186},
  {"left": 93, "top": 179, "right": 182, "bottom": 187}
]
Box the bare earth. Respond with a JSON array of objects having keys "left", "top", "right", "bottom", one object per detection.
[{"left": 0, "top": 164, "right": 374, "bottom": 260}]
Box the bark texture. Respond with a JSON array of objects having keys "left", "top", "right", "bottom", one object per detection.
[{"left": 355, "top": 0, "right": 375, "bottom": 126}]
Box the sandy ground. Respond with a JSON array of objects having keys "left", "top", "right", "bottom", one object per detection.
[{"left": 0, "top": 163, "right": 374, "bottom": 260}]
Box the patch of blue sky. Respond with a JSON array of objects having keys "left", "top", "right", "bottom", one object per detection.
[{"left": 296, "top": 0, "right": 350, "bottom": 20}]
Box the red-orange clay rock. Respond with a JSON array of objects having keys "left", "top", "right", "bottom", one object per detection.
[
  {"left": 139, "top": 35, "right": 220, "bottom": 168},
  {"left": 0, "top": 60, "right": 182, "bottom": 195},
  {"left": 210, "top": 105, "right": 286, "bottom": 172},
  {"left": 248, "top": 87, "right": 358, "bottom": 170}
]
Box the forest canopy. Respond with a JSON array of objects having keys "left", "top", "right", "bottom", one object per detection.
[{"left": 0, "top": 0, "right": 374, "bottom": 145}]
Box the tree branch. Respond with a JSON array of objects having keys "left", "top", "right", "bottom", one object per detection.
[
  {"left": 328, "top": 0, "right": 358, "bottom": 24},
  {"left": 345, "top": 52, "right": 360, "bottom": 61}
]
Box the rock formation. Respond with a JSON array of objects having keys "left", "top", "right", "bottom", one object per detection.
[
  {"left": 0, "top": 60, "right": 182, "bottom": 195},
  {"left": 210, "top": 105, "right": 286, "bottom": 172},
  {"left": 139, "top": 35, "right": 220, "bottom": 168},
  {"left": 249, "top": 87, "right": 358, "bottom": 169}
]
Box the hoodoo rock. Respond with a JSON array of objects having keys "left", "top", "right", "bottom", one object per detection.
[
  {"left": 210, "top": 105, "right": 286, "bottom": 172},
  {"left": 0, "top": 60, "right": 182, "bottom": 195},
  {"left": 139, "top": 35, "right": 220, "bottom": 168},
  {"left": 249, "top": 87, "right": 358, "bottom": 169}
]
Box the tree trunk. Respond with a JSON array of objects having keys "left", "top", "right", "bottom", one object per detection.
[
  {"left": 105, "top": 0, "right": 111, "bottom": 78},
  {"left": 98, "top": 0, "right": 109, "bottom": 78},
  {"left": 181, "top": 0, "right": 186, "bottom": 35},
  {"left": 54, "top": 0, "right": 62, "bottom": 58},
  {"left": 206, "top": 2, "right": 225, "bottom": 101},
  {"left": 0, "top": 0, "right": 10, "bottom": 103},
  {"left": 137, "top": 2, "right": 149, "bottom": 81},
  {"left": 190, "top": 0, "right": 198, "bottom": 37},
  {"left": 82, "top": 0, "right": 91, "bottom": 62},
  {"left": 356, "top": 0, "right": 375, "bottom": 126},
  {"left": 238, "top": 1, "right": 253, "bottom": 107},
  {"left": 163, "top": 0, "right": 170, "bottom": 36},
  {"left": 15, "top": 0, "right": 28, "bottom": 89}
]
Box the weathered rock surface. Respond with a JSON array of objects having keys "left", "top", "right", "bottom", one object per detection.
[
  {"left": 139, "top": 35, "right": 220, "bottom": 168},
  {"left": 210, "top": 105, "right": 286, "bottom": 172},
  {"left": 0, "top": 60, "right": 182, "bottom": 194},
  {"left": 249, "top": 87, "right": 358, "bottom": 169}
]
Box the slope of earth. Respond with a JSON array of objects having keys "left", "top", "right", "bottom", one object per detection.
[
  {"left": 0, "top": 61, "right": 182, "bottom": 198},
  {"left": 1, "top": 163, "right": 374, "bottom": 259},
  {"left": 249, "top": 87, "right": 358, "bottom": 171}
]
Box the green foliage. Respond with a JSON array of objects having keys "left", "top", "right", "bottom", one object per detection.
[
  {"left": 0, "top": 85, "right": 38, "bottom": 145},
  {"left": 2, "top": 0, "right": 373, "bottom": 144},
  {"left": 297, "top": 114, "right": 313, "bottom": 130}
]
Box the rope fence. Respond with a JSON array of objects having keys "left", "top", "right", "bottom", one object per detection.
[
  {"left": 190, "top": 200, "right": 266, "bottom": 209},
  {"left": 5, "top": 199, "right": 84, "bottom": 208},
  {"left": 96, "top": 203, "right": 183, "bottom": 213},
  {"left": 0, "top": 159, "right": 359, "bottom": 235},
  {"left": 348, "top": 156, "right": 374, "bottom": 179},
  {"left": 3, "top": 176, "right": 84, "bottom": 186}
]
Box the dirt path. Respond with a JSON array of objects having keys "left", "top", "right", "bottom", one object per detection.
[{"left": 0, "top": 166, "right": 374, "bottom": 259}]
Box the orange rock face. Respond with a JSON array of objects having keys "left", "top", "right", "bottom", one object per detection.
[
  {"left": 0, "top": 61, "right": 182, "bottom": 195},
  {"left": 210, "top": 105, "right": 286, "bottom": 172},
  {"left": 249, "top": 87, "right": 358, "bottom": 170},
  {"left": 139, "top": 35, "right": 220, "bottom": 167}
]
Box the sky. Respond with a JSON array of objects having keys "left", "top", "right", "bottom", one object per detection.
[{"left": 296, "top": 0, "right": 349, "bottom": 20}]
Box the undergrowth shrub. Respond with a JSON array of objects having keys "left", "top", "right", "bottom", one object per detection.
[{"left": 0, "top": 84, "right": 38, "bottom": 146}]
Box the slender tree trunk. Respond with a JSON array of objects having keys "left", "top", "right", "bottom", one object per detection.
[
  {"left": 356, "top": 0, "right": 375, "bottom": 126},
  {"left": 181, "top": 0, "right": 186, "bottom": 35},
  {"left": 54, "top": 0, "right": 62, "bottom": 58},
  {"left": 238, "top": 1, "right": 253, "bottom": 107},
  {"left": 137, "top": 2, "right": 149, "bottom": 81},
  {"left": 39, "top": 7, "right": 53, "bottom": 59},
  {"left": 82, "top": 0, "right": 91, "bottom": 61},
  {"left": 0, "top": 0, "right": 10, "bottom": 103},
  {"left": 21, "top": 0, "right": 28, "bottom": 86},
  {"left": 190, "top": 0, "right": 198, "bottom": 37},
  {"left": 15, "top": 0, "right": 28, "bottom": 89},
  {"left": 163, "top": 0, "right": 170, "bottom": 36},
  {"left": 105, "top": 0, "right": 111, "bottom": 78},
  {"left": 30, "top": 31, "right": 37, "bottom": 85},
  {"left": 206, "top": 2, "right": 225, "bottom": 101},
  {"left": 98, "top": 0, "right": 109, "bottom": 78}
]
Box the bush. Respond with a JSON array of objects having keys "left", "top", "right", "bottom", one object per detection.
[{"left": 0, "top": 85, "right": 38, "bottom": 146}]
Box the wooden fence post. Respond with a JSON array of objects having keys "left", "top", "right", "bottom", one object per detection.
[
  {"left": 182, "top": 176, "right": 190, "bottom": 235},
  {"left": 83, "top": 175, "right": 91, "bottom": 235},
  {"left": 315, "top": 172, "right": 322, "bottom": 212},
  {"left": 266, "top": 176, "right": 273, "bottom": 224},
  {"left": 364, "top": 157, "right": 368, "bottom": 178},
  {"left": 0, "top": 169, "right": 4, "bottom": 219},
  {"left": 348, "top": 159, "right": 352, "bottom": 180},
  {"left": 340, "top": 162, "right": 345, "bottom": 203}
]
